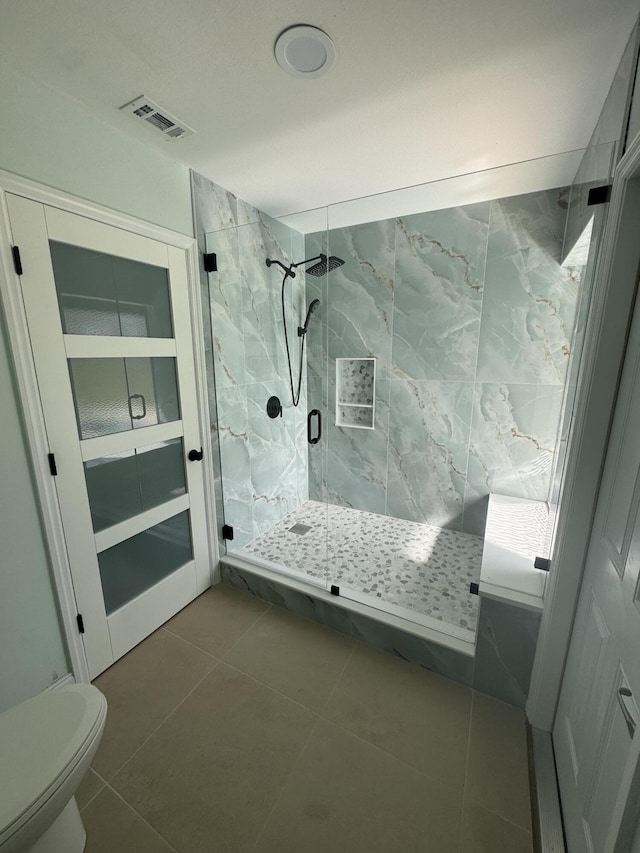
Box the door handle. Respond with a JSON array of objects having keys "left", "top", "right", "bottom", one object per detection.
[
  {"left": 307, "top": 409, "right": 321, "bottom": 445},
  {"left": 128, "top": 393, "right": 146, "bottom": 420},
  {"left": 188, "top": 447, "right": 204, "bottom": 462},
  {"left": 617, "top": 687, "right": 636, "bottom": 739}
]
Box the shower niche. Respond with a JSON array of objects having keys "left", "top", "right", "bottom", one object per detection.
[{"left": 335, "top": 357, "right": 376, "bottom": 429}]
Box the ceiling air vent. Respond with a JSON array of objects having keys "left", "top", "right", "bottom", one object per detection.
[{"left": 119, "top": 96, "right": 195, "bottom": 141}]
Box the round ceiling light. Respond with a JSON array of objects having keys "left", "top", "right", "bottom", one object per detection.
[{"left": 274, "top": 25, "right": 336, "bottom": 79}]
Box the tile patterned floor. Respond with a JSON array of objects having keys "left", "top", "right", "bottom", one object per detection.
[
  {"left": 79, "top": 585, "right": 533, "bottom": 853},
  {"left": 239, "top": 500, "right": 483, "bottom": 632}
]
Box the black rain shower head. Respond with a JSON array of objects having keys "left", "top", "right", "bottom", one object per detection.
[
  {"left": 267, "top": 254, "right": 344, "bottom": 279},
  {"left": 298, "top": 299, "right": 321, "bottom": 336},
  {"left": 305, "top": 254, "right": 345, "bottom": 277}
]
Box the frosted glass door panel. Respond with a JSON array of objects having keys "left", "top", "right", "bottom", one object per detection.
[
  {"left": 50, "top": 241, "right": 173, "bottom": 338},
  {"left": 84, "top": 438, "right": 186, "bottom": 532},
  {"left": 68, "top": 357, "right": 180, "bottom": 439},
  {"left": 125, "top": 357, "right": 180, "bottom": 430},
  {"left": 98, "top": 510, "right": 192, "bottom": 614}
]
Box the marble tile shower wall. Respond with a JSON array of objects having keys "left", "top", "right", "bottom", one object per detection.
[
  {"left": 307, "top": 188, "right": 579, "bottom": 536},
  {"left": 192, "top": 172, "right": 308, "bottom": 549}
]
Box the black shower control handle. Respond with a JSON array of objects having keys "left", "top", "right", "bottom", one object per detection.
[
  {"left": 188, "top": 448, "right": 204, "bottom": 462},
  {"left": 307, "top": 409, "right": 321, "bottom": 445}
]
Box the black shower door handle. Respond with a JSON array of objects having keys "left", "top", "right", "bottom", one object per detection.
[
  {"left": 128, "top": 393, "right": 146, "bottom": 420},
  {"left": 307, "top": 409, "right": 321, "bottom": 445}
]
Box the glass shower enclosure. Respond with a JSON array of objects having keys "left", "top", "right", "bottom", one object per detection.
[{"left": 200, "top": 145, "right": 614, "bottom": 647}]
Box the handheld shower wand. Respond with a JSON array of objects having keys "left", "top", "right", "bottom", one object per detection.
[{"left": 298, "top": 299, "right": 321, "bottom": 336}]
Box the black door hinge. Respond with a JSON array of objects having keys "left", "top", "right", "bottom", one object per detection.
[
  {"left": 587, "top": 184, "right": 612, "bottom": 206},
  {"left": 12, "top": 246, "right": 23, "bottom": 276},
  {"left": 330, "top": 584, "right": 340, "bottom": 596},
  {"left": 222, "top": 524, "right": 234, "bottom": 541},
  {"left": 534, "top": 556, "right": 551, "bottom": 572},
  {"left": 469, "top": 582, "right": 480, "bottom": 596},
  {"left": 203, "top": 252, "right": 217, "bottom": 273},
  {"left": 48, "top": 453, "right": 58, "bottom": 476},
  {"left": 77, "top": 613, "right": 85, "bottom": 634}
]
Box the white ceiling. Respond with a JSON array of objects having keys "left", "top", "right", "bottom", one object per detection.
[{"left": 0, "top": 0, "right": 638, "bottom": 218}]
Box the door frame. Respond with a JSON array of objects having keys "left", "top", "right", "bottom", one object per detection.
[
  {"left": 528, "top": 130, "right": 640, "bottom": 730},
  {"left": 0, "top": 169, "right": 218, "bottom": 684}
]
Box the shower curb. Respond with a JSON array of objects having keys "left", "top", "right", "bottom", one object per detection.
[{"left": 220, "top": 557, "right": 476, "bottom": 689}]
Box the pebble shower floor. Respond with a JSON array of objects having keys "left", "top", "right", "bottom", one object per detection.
[{"left": 239, "top": 500, "right": 483, "bottom": 635}]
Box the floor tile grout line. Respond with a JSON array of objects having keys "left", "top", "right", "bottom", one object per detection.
[
  {"left": 462, "top": 791, "right": 534, "bottom": 835},
  {"left": 220, "top": 659, "right": 326, "bottom": 718},
  {"left": 220, "top": 656, "right": 469, "bottom": 803},
  {"left": 101, "top": 781, "right": 180, "bottom": 852},
  {"left": 89, "top": 767, "right": 109, "bottom": 785},
  {"left": 314, "top": 692, "right": 473, "bottom": 801},
  {"left": 97, "top": 596, "right": 270, "bottom": 781},
  {"left": 315, "top": 713, "right": 469, "bottom": 800},
  {"left": 462, "top": 688, "right": 533, "bottom": 835},
  {"left": 248, "top": 715, "right": 324, "bottom": 853},
  {"left": 99, "top": 657, "right": 221, "bottom": 784},
  {"left": 456, "top": 688, "right": 476, "bottom": 852},
  {"left": 160, "top": 626, "right": 220, "bottom": 660},
  {"left": 219, "top": 601, "right": 273, "bottom": 661},
  {"left": 316, "top": 637, "right": 357, "bottom": 717},
  {"left": 78, "top": 772, "right": 107, "bottom": 814}
]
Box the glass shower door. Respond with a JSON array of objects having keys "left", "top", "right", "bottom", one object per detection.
[{"left": 204, "top": 206, "right": 330, "bottom": 593}]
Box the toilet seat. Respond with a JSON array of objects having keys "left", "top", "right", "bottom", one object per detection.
[{"left": 0, "top": 684, "right": 107, "bottom": 850}]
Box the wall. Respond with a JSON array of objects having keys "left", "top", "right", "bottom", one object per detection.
[
  {"left": 0, "top": 69, "right": 193, "bottom": 710},
  {"left": 527, "top": 16, "right": 640, "bottom": 729},
  {"left": 307, "top": 187, "right": 578, "bottom": 536},
  {"left": 0, "top": 317, "right": 69, "bottom": 713},
  {"left": 192, "top": 173, "right": 308, "bottom": 550},
  {"left": 0, "top": 69, "right": 193, "bottom": 236}
]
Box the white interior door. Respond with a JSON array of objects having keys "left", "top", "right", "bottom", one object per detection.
[
  {"left": 7, "top": 194, "right": 210, "bottom": 679},
  {"left": 553, "top": 175, "right": 640, "bottom": 852}
]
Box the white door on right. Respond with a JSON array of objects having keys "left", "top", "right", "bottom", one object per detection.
[{"left": 553, "top": 255, "right": 640, "bottom": 850}]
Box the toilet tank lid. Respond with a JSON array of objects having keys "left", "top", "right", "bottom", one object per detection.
[{"left": 0, "top": 684, "right": 107, "bottom": 833}]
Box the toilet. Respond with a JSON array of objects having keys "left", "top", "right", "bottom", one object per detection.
[{"left": 0, "top": 684, "right": 107, "bottom": 852}]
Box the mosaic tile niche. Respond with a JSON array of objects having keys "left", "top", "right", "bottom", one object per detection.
[{"left": 307, "top": 188, "right": 581, "bottom": 536}]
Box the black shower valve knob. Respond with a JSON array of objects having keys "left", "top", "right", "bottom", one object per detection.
[{"left": 267, "top": 396, "right": 283, "bottom": 419}]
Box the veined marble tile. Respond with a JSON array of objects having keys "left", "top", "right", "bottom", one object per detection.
[
  {"left": 199, "top": 281, "right": 217, "bottom": 425},
  {"left": 325, "top": 219, "right": 395, "bottom": 376},
  {"left": 392, "top": 203, "right": 490, "bottom": 380},
  {"left": 247, "top": 379, "right": 301, "bottom": 536},
  {"left": 477, "top": 189, "right": 576, "bottom": 385},
  {"left": 215, "top": 387, "right": 251, "bottom": 491},
  {"left": 386, "top": 380, "right": 473, "bottom": 529},
  {"left": 464, "top": 383, "right": 563, "bottom": 535},
  {"left": 242, "top": 216, "right": 309, "bottom": 386},
  {"left": 222, "top": 559, "right": 475, "bottom": 686},
  {"left": 192, "top": 171, "right": 238, "bottom": 236},
  {"left": 473, "top": 597, "right": 541, "bottom": 709},
  {"left": 350, "top": 613, "right": 475, "bottom": 686},
  {"left": 323, "top": 374, "right": 391, "bottom": 514},
  {"left": 192, "top": 171, "right": 309, "bottom": 552},
  {"left": 206, "top": 230, "right": 246, "bottom": 390},
  {"left": 240, "top": 222, "right": 285, "bottom": 381},
  {"left": 214, "top": 386, "right": 253, "bottom": 547}
]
